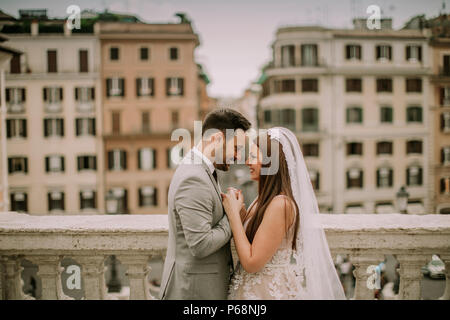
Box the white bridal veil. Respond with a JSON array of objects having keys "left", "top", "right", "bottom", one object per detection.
[{"left": 267, "top": 127, "right": 346, "bottom": 300}]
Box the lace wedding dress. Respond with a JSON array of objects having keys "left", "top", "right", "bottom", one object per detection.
[{"left": 228, "top": 207, "right": 308, "bottom": 300}]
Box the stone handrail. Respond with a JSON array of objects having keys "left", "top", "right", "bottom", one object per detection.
[{"left": 0, "top": 212, "right": 449, "bottom": 300}]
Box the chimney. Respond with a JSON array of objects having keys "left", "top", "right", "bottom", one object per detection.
[{"left": 31, "top": 19, "right": 38, "bottom": 36}]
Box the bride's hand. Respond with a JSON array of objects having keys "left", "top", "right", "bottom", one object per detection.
[{"left": 221, "top": 189, "right": 244, "bottom": 222}]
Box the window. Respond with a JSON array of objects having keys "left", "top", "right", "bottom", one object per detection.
[
  {"left": 48, "top": 191, "right": 64, "bottom": 212},
  {"left": 440, "top": 87, "right": 450, "bottom": 106},
  {"left": 136, "top": 78, "right": 154, "bottom": 97},
  {"left": 43, "top": 118, "right": 64, "bottom": 137},
  {"left": 171, "top": 110, "right": 179, "bottom": 128},
  {"left": 8, "top": 157, "right": 28, "bottom": 174},
  {"left": 346, "top": 168, "right": 363, "bottom": 189},
  {"left": 309, "top": 170, "right": 320, "bottom": 190},
  {"left": 106, "top": 78, "right": 125, "bottom": 97},
  {"left": 377, "top": 168, "right": 393, "bottom": 188},
  {"left": 112, "top": 112, "right": 120, "bottom": 134},
  {"left": 107, "top": 188, "right": 128, "bottom": 214},
  {"left": 10, "top": 192, "right": 27, "bottom": 213},
  {"left": 142, "top": 111, "right": 150, "bottom": 133},
  {"left": 5, "top": 87, "right": 26, "bottom": 112},
  {"left": 75, "top": 87, "right": 95, "bottom": 103},
  {"left": 441, "top": 112, "right": 450, "bottom": 132},
  {"left": 301, "top": 44, "right": 318, "bottom": 66},
  {"left": 169, "top": 47, "right": 178, "bottom": 60},
  {"left": 264, "top": 110, "right": 271, "bottom": 125},
  {"left": 280, "top": 109, "right": 296, "bottom": 131},
  {"left": 47, "top": 50, "right": 57, "bottom": 73},
  {"left": 346, "top": 107, "right": 363, "bottom": 123},
  {"left": 45, "top": 155, "right": 64, "bottom": 173},
  {"left": 138, "top": 148, "right": 156, "bottom": 170},
  {"left": 140, "top": 47, "right": 149, "bottom": 61},
  {"left": 406, "top": 45, "right": 422, "bottom": 62},
  {"left": 376, "top": 78, "right": 392, "bottom": 92},
  {"left": 6, "top": 119, "right": 26, "bottom": 138},
  {"left": 274, "top": 79, "right": 296, "bottom": 93},
  {"left": 347, "top": 142, "right": 363, "bottom": 156},
  {"left": 43, "top": 87, "right": 63, "bottom": 112},
  {"left": 406, "top": 106, "right": 422, "bottom": 123},
  {"left": 166, "top": 78, "right": 184, "bottom": 96},
  {"left": 346, "top": 44, "right": 361, "bottom": 60},
  {"left": 443, "top": 55, "right": 450, "bottom": 75},
  {"left": 80, "top": 190, "right": 96, "bottom": 210},
  {"left": 441, "top": 147, "right": 450, "bottom": 165},
  {"left": 376, "top": 45, "right": 392, "bottom": 61},
  {"left": 376, "top": 141, "right": 393, "bottom": 155},
  {"left": 281, "top": 45, "right": 295, "bottom": 67},
  {"left": 380, "top": 106, "right": 393, "bottom": 123},
  {"left": 406, "top": 166, "right": 422, "bottom": 186},
  {"left": 108, "top": 149, "right": 127, "bottom": 171},
  {"left": 139, "top": 186, "right": 157, "bottom": 207},
  {"left": 346, "top": 78, "right": 362, "bottom": 92},
  {"left": 10, "top": 55, "right": 21, "bottom": 74},
  {"left": 406, "top": 78, "right": 422, "bottom": 93},
  {"left": 302, "top": 108, "right": 318, "bottom": 132},
  {"left": 302, "top": 143, "right": 319, "bottom": 157},
  {"left": 441, "top": 177, "right": 450, "bottom": 194},
  {"left": 77, "top": 155, "right": 97, "bottom": 171},
  {"left": 302, "top": 79, "right": 318, "bottom": 92},
  {"left": 79, "top": 49, "right": 88, "bottom": 72},
  {"left": 406, "top": 140, "right": 422, "bottom": 154},
  {"left": 168, "top": 145, "right": 185, "bottom": 168},
  {"left": 110, "top": 47, "right": 119, "bottom": 60}
]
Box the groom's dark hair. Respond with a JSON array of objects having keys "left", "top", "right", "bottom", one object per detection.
[{"left": 202, "top": 108, "right": 251, "bottom": 138}]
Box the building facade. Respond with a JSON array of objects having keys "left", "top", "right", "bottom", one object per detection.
[
  {"left": 2, "top": 15, "right": 104, "bottom": 215},
  {"left": 259, "top": 20, "right": 432, "bottom": 214}
]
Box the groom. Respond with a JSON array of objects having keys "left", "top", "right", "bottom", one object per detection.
[{"left": 159, "top": 109, "right": 251, "bottom": 300}]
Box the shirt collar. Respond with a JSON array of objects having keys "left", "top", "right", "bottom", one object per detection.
[{"left": 192, "top": 146, "right": 215, "bottom": 174}]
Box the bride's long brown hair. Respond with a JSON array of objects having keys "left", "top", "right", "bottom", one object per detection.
[{"left": 244, "top": 132, "right": 300, "bottom": 250}]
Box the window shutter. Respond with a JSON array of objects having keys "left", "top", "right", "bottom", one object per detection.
[
  {"left": 93, "top": 156, "right": 97, "bottom": 170},
  {"left": 122, "top": 151, "right": 127, "bottom": 170},
  {"left": 316, "top": 172, "right": 320, "bottom": 190},
  {"left": 45, "top": 157, "right": 49, "bottom": 172},
  {"left": 442, "top": 149, "right": 445, "bottom": 163},
  {"left": 406, "top": 168, "right": 410, "bottom": 186},
  {"left": 123, "top": 189, "right": 128, "bottom": 212},
  {"left": 22, "top": 119, "right": 27, "bottom": 137},
  {"left": 6, "top": 120, "right": 11, "bottom": 138},
  {"left": 108, "top": 151, "right": 113, "bottom": 170},
  {"left": 60, "top": 119, "right": 64, "bottom": 137},
  {"left": 166, "top": 78, "right": 170, "bottom": 96},
  {"left": 91, "top": 87, "right": 95, "bottom": 100},
  {"left": 360, "top": 170, "right": 363, "bottom": 188},
  {"left": 75, "top": 88, "right": 79, "bottom": 101},
  {"left": 388, "top": 46, "right": 392, "bottom": 60},
  {"left": 24, "top": 158, "right": 28, "bottom": 173},
  {"left": 106, "top": 79, "right": 111, "bottom": 97},
  {"left": 418, "top": 168, "right": 423, "bottom": 185},
  {"left": 346, "top": 45, "right": 350, "bottom": 59},
  {"left": 21, "top": 88, "right": 26, "bottom": 102},
  {"left": 153, "top": 149, "right": 157, "bottom": 169},
  {"left": 150, "top": 78, "right": 155, "bottom": 96},
  {"left": 179, "top": 78, "right": 184, "bottom": 96},
  {"left": 91, "top": 119, "right": 96, "bottom": 136},
  {"left": 138, "top": 149, "right": 141, "bottom": 170},
  {"left": 8, "top": 158, "right": 12, "bottom": 173},
  {"left": 154, "top": 188, "right": 158, "bottom": 206},
  {"left": 346, "top": 172, "right": 350, "bottom": 188},
  {"left": 389, "top": 169, "right": 393, "bottom": 186},
  {"left": 61, "top": 157, "right": 65, "bottom": 172},
  {"left": 77, "top": 156, "right": 82, "bottom": 171},
  {"left": 120, "top": 79, "right": 125, "bottom": 97},
  {"left": 59, "top": 88, "right": 63, "bottom": 101},
  {"left": 406, "top": 46, "right": 411, "bottom": 60},
  {"left": 79, "top": 192, "right": 83, "bottom": 209},
  {"left": 75, "top": 119, "right": 80, "bottom": 136},
  {"left": 136, "top": 78, "right": 141, "bottom": 97},
  {"left": 5, "top": 88, "right": 10, "bottom": 102},
  {"left": 376, "top": 46, "right": 380, "bottom": 59},
  {"left": 43, "top": 88, "right": 47, "bottom": 101},
  {"left": 376, "top": 170, "right": 380, "bottom": 187},
  {"left": 418, "top": 46, "right": 422, "bottom": 61}
]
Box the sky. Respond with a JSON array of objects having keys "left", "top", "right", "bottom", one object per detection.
[{"left": 0, "top": 0, "right": 449, "bottom": 97}]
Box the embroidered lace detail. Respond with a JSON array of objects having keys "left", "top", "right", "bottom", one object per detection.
[{"left": 228, "top": 219, "right": 307, "bottom": 300}]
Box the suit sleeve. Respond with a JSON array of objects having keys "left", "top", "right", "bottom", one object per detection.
[{"left": 174, "top": 175, "right": 232, "bottom": 259}]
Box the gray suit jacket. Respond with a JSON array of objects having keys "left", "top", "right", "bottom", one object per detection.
[{"left": 159, "top": 150, "right": 234, "bottom": 300}]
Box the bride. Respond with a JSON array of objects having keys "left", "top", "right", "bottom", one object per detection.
[{"left": 222, "top": 127, "right": 346, "bottom": 300}]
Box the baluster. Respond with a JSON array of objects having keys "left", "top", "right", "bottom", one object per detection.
[
  {"left": 349, "top": 253, "right": 384, "bottom": 300},
  {"left": 439, "top": 254, "right": 450, "bottom": 300},
  {"left": 77, "top": 256, "right": 107, "bottom": 300},
  {"left": 117, "top": 255, "right": 153, "bottom": 300},
  {"left": 1, "top": 255, "right": 25, "bottom": 300},
  {"left": 28, "top": 255, "right": 71, "bottom": 300},
  {"left": 396, "top": 254, "right": 428, "bottom": 300}
]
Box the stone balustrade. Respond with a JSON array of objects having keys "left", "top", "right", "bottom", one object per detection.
[{"left": 0, "top": 211, "right": 449, "bottom": 300}]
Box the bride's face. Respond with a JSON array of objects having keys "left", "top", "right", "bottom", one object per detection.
[{"left": 246, "top": 143, "right": 262, "bottom": 181}]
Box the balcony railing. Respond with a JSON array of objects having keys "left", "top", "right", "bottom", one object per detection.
[{"left": 0, "top": 211, "right": 449, "bottom": 300}]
